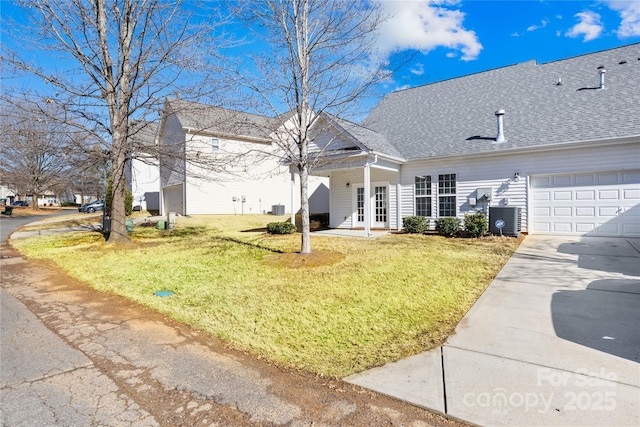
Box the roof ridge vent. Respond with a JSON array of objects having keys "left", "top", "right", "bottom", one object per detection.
[{"left": 495, "top": 109, "right": 506, "bottom": 143}]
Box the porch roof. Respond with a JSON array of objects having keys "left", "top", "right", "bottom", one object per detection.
[{"left": 321, "top": 113, "right": 405, "bottom": 160}]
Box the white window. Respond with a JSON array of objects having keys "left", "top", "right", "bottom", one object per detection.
[
  {"left": 415, "top": 176, "right": 432, "bottom": 217},
  {"left": 374, "top": 186, "right": 387, "bottom": 223},
  {"left": 211, "top": 138, "right": 220, "bottom": 151},
  {"left": 356, "top": 187, "right": 365, "bottom": 222},
  {"left": 438, "top": 174, "right": 457, "bottom": 217}
]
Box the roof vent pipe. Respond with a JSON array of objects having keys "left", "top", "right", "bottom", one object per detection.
[
  {"left": 495, "top": 109, "right": 506, "bottom": 143},
  {"left": 598, "top": 67, "right": 606, "bottom": 89}
]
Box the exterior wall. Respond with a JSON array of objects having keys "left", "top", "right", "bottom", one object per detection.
[
  {"left": 329, "top": 168, "right": 399, "bottom": 229},
  {"left": 131, "top": 157, "right": 160, "bottom": 212},
  {"left": 160, "top": 113, "right": 187, "bottom": 189},
  {"left": 311, "top": 129, "right": 356, "bottom": 152},
  {"left": 184, "top": 134, "right": 331, "bottom": 216},
  {"left": 307, "top": 179, "right": 330, "bottom": 214},
  {"left": 163, "top": 185, "right": 184, "bottom": 215},
  {"left": 399, "top": 141, "right": 639, "bottom": 233},
  {"left": 184, "top": 134, "right": 287, "bottom": 215},
  {"left": 160, "top": 114, "right": 330, "bottom": 216}
]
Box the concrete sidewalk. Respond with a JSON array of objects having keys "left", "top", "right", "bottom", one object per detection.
[{"left": 346, "top": 236, "right": 640, "bottom": 426}]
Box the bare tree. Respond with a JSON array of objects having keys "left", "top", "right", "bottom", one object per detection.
[
  {"left": 233, "top": 0, "right": 393, "bottom": 254},
  {"left": 0, "top": 101, "right": 80, "bottom": 209},
  {"left": 2, "top": 0, "right": 230, "bottom": 243}
]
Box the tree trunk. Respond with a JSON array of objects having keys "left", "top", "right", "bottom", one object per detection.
[
  {"left": 106, "top": 136, "right": 129, "bottom": 244},
  {"left": 299, "top": 164, "right": 311, "bottom": 254}
]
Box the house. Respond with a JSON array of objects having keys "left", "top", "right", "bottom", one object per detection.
[
  {"left": 126, "top": 121, "right": 161, "bottom": 214},
  {"left": 0, "top": 184, "right": 16, "bottom": 205},
  {"left": 158, "top": 99, "right": 329, "bottom": 217},
  {"left": 303, "top": 44, "right": 640, "bottom": 237}
]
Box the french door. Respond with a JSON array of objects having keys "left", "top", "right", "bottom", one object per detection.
[{"left": 353, "top": 183, "right": 388, "bottom": 228}]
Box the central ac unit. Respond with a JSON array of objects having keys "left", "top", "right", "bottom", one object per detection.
[{"left": 489, "top": 207, "right": 521, "bottom": 236}]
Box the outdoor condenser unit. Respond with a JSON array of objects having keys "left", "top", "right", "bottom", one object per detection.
[{"left": 489, "top": 207, "right": 522, "bottom": 236}]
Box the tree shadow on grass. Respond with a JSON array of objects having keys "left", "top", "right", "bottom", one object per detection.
[{"left": 240, "top": 227, "right": 268, "bottom": 233}]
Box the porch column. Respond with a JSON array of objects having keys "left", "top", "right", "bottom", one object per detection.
[
  {"left": 364, "top": 163, "right": 371, "bottom": 237},
  {"left": 290, "top": 171, "right": 296, "bottom": 226}
]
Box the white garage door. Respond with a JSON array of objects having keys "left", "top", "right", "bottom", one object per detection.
[{"left": 531, "top": 170, "right": 640, "bottom": 237}]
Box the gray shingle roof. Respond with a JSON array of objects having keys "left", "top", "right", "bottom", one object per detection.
[
  {"left": 321, "top": 113, "right": 405, "bottom": 159},
  {"left": 363, "top": 43, "right": 640, "bottom": 159},
  {"left": 129, "top": 121, "right": 158, "bottom": 149},
  {"left": 165, "top": 98, "right": 276, "bottom": 141}
]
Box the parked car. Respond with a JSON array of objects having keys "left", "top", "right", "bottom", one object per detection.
[
  {"left": 79, "top": 200, "right": 104, "bottom": 213},
  {"left": 12, "top": 201, "right": 29, "bottom": 207}
]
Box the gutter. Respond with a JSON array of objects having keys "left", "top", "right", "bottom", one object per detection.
[{"left": 408, "top": 135, "right": 640, "bottom": 163}]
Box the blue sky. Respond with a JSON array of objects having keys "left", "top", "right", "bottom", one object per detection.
[
  {"left": 2, "top": 0, "right": 639, "bottom": 113},
  {"left": 375, "top": 0, "right": 640, "bottom": 92}
]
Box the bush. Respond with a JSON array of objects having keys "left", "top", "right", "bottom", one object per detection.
[
  {"left": 106, "top": 177, "right": 134, "bottom": 216},
  {"left": 435, "top": 217, "right": 461, "bottom": 237},
  {"left": 402, "top": 216, "right": 430, "bottom": 234},
  {"left": 267, "top": 222, "right": 297, "bottom": 234},
  {"left": 464, "top": 213, "right": 488, "bottom": 238}
]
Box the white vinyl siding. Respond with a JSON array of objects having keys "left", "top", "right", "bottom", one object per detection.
[
  {"left": 163, "top": 185, "right": 184, "bottom": 216},
  {"left": 399, "top": 141, "right": 639, "bottom": 233},
  {"left": 329, "top": 168, "right": 399, "bottom": 229}
]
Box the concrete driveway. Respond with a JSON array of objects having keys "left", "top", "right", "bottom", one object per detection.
[{"left": 346, "top": 235, "right": 640, "bottom": 426}]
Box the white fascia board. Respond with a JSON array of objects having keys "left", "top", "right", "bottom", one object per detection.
[{"left": 184, "top": 128, "right": 271, "bottom": 145}]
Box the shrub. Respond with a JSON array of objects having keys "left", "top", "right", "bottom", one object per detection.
[
  {"left": 267, "top": 222, "right": 297, "bottom": 234},
  {"left": 435, "top": 217, "right": 461, "bottom": 237},
  {"left": 106, "top": 176, "right": 134, "bottom": 216},
  {"left": 464, "top": 213, "right": 488, "bottom": 238},
  {"left": 402, "top": 216, "right": 430, "bottom": 234}
]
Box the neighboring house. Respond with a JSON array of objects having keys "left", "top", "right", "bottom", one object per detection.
[
  {"left": 158, "top": 99, "right": 329, "bottom": 216},
  {"left": 126, "top": 121, "right": 161, "bottom": 214},
  {"left": 304, "top": 44, "right": 639, "bottom": 237},
  {"left": 0, "top": 184, "right": 16, "bottom": 205},
  {"left": 36, "top": 192, "right": 59, "bottom": 207}
]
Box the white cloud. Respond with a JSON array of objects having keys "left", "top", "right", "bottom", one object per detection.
[
  {"left": 375, "top": 0, "right": 483, "bottom": 61},
  {"left": 511, "top": 32, "right": 521, "bottom": 37},
  {"left": 566, "top": 11, "right": 604, "bottom": 41},
  {"left": 410, "top": 63, "right": 425, "bottom": 75},
  {"left": 527, "top": 19, "right": 549, "bottom": 32},
  {"left": 605, "top": 0, "right": 640, "bottom": 37},
  {"left": 446, "top": 52, "right": 457, "bottom": 58}
]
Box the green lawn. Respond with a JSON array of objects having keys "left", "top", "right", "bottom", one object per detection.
[{"left": 11, "top": 214, "right": 520, "bottom": 377}]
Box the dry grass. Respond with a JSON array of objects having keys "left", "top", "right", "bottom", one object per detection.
[
  {"left": 11, "top": 214, "right": 521, "bottom": 377},
  {"left": 1, "top": 206, "right": 65, "bottom": 217}
]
